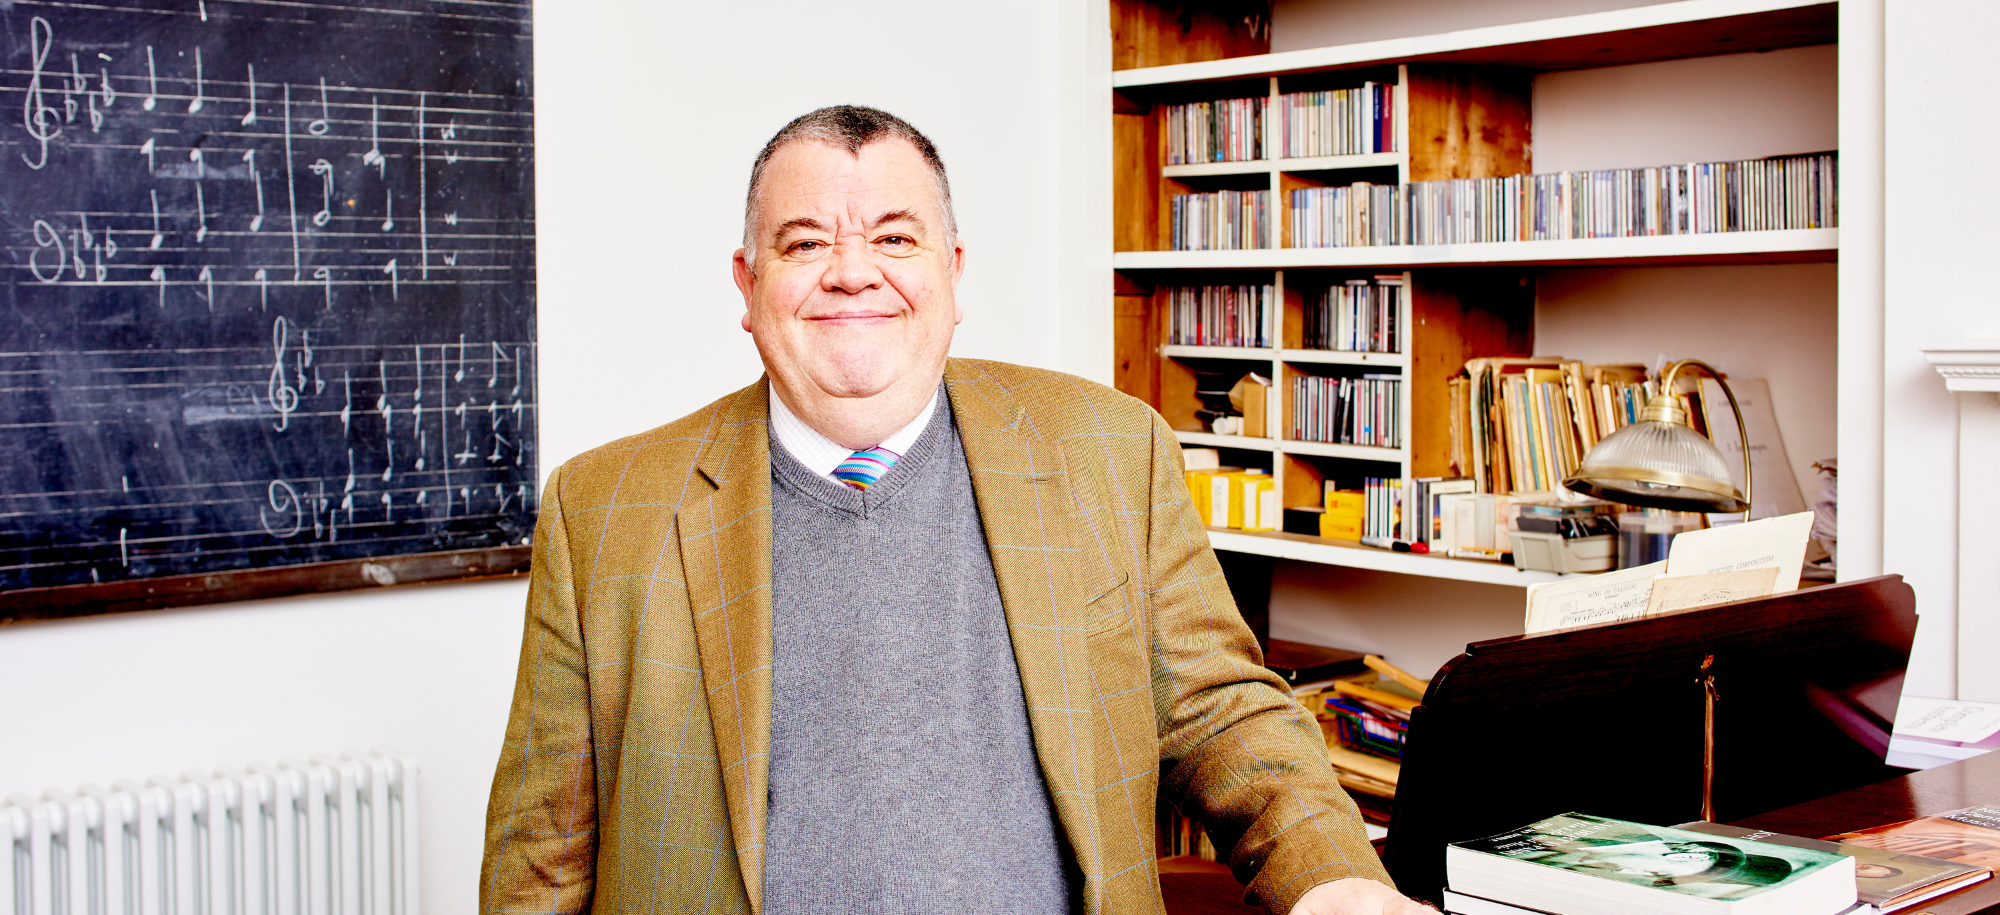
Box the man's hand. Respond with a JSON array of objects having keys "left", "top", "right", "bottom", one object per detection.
[{"left": 1287, "top": 877, "right": 1438, "bottom": 914}]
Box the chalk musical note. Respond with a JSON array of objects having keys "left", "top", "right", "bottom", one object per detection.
[
  {"left": 28, "top": 219, "right": 66, "bottom": 284},
  {"left": 243, "top": 149, "right": 265, "bottom": 230},
  {"left": 344, "top": 449, "right": 356, "bottom": 494},
  {"left": 194, "top": 181, "right": 208, "bottom": 242},
  {"left": 241, "top": 64, "right": 256, "bottom": 125},
  {"left": 381, "top": 192, "right": 393, "bottom": 232},
  {"left": 149, "top": 266, "right": 165, "bottom": 308},
  {"left": 149, "top": 189, "right": 164, "bottom": 248},
  {"left": 308, "top": 77, "right": 330, "bottom": 135},
  {"left": 314, "top": 265, "right": 332, "bottom": 310},
  {"left": 455, "top": 334, "right": 466, "bottom": 382},
  {"left": 93, "top": 244, "right": 105, "bottom": 283},
  {"left": 489, "top": 342, "right": 508, "bottom": 387},
  {"left": 187, "top": 47, "right": 204, "bottom": 113},
  {"left": 139, "top": 136, "right": 156, "bottom": 172},
  {"left": 254, "top": 267, "right": 268, "bottom": 311},
  {"left": 144, "top": 46, "right": 158, "bottom": 111},
  {"left": 199, "top": 0, "right": 208, "bottom": 21},
  {"left": 341, "top": 371, "right": 352, "bottom": 433},
  {"left": 382, "top": 442, "right": 394, "bottom": 483},
  {"left": 197, "top": 265, "right": 213, "bottom": 310},
  {"left": 362, "top": 97, "right": 385, "bottom": 175},
  {"left": 66, "top": 52, "right": 81, "bottom": 124},
  {"left": 511, "top": 349, "right": 522, "bottom": 396},
  {"left": 309, "top": 158, "right": 334, "bottom": 226},
  {"left": 268, "top": 316, "right": 298, "bottom": 431},
  {"left": 383, "top": 259, "right": 398, "bottom": 299},
  {"left": 411, "top": 344, "right": 422, "bottom": 400},
  {"left": 22, "top": 17, "right": 60, "bottom": 170},
  {"left": 381, "top": 491, "right": 393, "bottom": 520}
]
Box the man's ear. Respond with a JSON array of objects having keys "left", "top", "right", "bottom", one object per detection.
[
  {"left": 732, "top": 248, "right": 755, "bottom": 332},
  {"left": 949, "top": 236, "right": 966, "bottom": 287}
]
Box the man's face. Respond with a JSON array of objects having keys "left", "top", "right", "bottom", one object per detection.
[{"left": 733, "top": 138, "right": 964, "bottom": 404}]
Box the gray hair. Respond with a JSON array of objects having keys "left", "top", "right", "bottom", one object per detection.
[{"left": 741, "top": 105, "right": 956, "bottom": 267}]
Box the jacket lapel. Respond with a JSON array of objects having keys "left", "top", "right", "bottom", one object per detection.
[
  {"left": 680, "top": 378, "right": 776, "bottom": 914},
  {"left": 945, "top": 360, "right": 1109, "bottom": 879}
]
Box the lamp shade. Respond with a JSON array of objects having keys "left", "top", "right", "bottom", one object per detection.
[{"left": 1563, "top": 417, "right": 1748, "bottom": 513}]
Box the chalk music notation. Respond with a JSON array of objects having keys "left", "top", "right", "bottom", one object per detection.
[{"left": 0, "top": 0, "right": 537, "bottom": 592}]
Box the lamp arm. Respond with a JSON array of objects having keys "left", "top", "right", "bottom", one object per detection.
[{"left": 1660, "top": 359, "right": 1754, "bottom": 518}]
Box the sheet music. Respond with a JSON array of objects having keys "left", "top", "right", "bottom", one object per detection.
[{"left": 0, "top": 0, "right": 536, "bottom": 591}]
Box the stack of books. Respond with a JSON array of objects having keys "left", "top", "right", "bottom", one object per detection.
[
  {"left": 1277, "top": 152, "right": 1837, "bottom": 249},
  {"left": 1290, "top": 374, "right": 1402, "bottom": 447},
  {"left": 1301, "top": 277, "right": 1404, "bottom": 353},
  {"left": 1166, "top": 283, "right": 1274, "bottom": 347},
  {"left": 1276, "top": 83, "right": 1396, "bottom": 157},
  {"left": 1171, "top": 190, "right": 1272, "bottom": 251},
  {"left": 1449, "top": 358, "right": 1672, "bottom": 497},
  {"left": 1164, "top": 96, "right": 1266, "bottom": 164},
  {"left": 1445, "top": 813, "right": 1858, "bottom": 915},
  {"left": 1288, "top": 182, "right": 1407, "bottom": 248},
  {"left": 1182, "top": 451, "right": 1277, "bottom": 532}
]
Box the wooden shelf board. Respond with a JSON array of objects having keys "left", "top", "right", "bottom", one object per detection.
[
  {"left": 1113, "top": 0, "right": 1834, "bottom": 87},
  {"left": 1175, "top": 431, "right": 1279, "bottom": 452},
  {"left": 1206, "top": 528, "right": 1574, "bottom": 586},
  {"left": 1280, "top": 349, "right": 1408, "bottom": 367},
  {"left": 1162, "top": 345, "right": 1276, "bottom": 360},
  {"left": 1113, "top": 228, "right": 1838, "bottom": 270},
  {"left": 1164, "top": 152, "right": 1403, "bottom": 178},
  {"left": 1280, "top": 440, "right": 1406, "bottom": 461}
]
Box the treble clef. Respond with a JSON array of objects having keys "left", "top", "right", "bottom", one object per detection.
[
  {"left": 268, "top": 316, "right": 299, "bottom": 431},
  {"left": 21, "top": 18, "right": 60, "bottom": 169},
  {"left": 309, "top": 158, "right": 334, "bottom": 226}
]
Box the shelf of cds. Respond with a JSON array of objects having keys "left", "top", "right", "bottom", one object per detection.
[{"left": 1109, "top": 0, "right": 1837, "bottom": 583}]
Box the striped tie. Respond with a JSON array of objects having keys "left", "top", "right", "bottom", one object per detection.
[{"left": 833, "top": 446, "right": 900, "bottom": 490}]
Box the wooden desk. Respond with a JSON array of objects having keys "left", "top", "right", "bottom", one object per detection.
[
  {"left": 1160, "top": 751, "right": 2000, "bottom": 914},
  {"left": 1733, "top": 749, "right": 2000, "bottom": 915}
]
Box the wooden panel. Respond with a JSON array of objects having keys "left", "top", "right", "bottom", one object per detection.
[
  {"left": 1405, "top": 65, "right": 1532, "bottom": 182},
  {"left": 1112, "top": 0, "right": 1270, "bottom": 72},
  {"left": 1280, "top": 280, "right": 1307, "bottom": 350},
  {"left": 1114, "top": 291, "right": 1161, "bottom": 407},
  {"left": 1408, "top": 270, "right": 1535, "bottom": 478},
  {"left": 1, "top": 546, "right": 531, "bottom": 625},
  {"left": 1281, "top": 453, "right": 1325, "bottom": 511},
  {"left": 1114, "top": 96, "right": 1163, "bottom": 252}
]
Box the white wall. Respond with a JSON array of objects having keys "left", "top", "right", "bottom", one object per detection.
[
  {"left": 1882, "top": 0, "right": 2000, "bottom": 699},
  {"left": 0, "top": 4, "right": 1104, "bottom": 912},
  {"left": 1531, "top": 44, "right": 1837, "bottom": 172}
]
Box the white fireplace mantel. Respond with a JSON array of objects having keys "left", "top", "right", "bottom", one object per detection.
[
  {"left": 1923, "top": 342, "right": 2000, "bottom": 702},
  {"left": 1926, "top": 343, "right": 2000, "bottom": 392}
]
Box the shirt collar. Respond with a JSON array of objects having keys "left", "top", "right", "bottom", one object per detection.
[{"left": 767, "top": 384, "right": 941, "bottom": 481}]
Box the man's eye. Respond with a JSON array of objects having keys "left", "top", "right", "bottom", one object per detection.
[
  {"left": 789, "top": 240, "right": 825, "bottom": 253},
  {"left": 879, "top": 235, "right": 912, "bottom": 248}
]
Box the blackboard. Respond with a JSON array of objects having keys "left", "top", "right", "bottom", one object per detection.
[{"left": 0, "top": 0, "right": 536, "bottom": 616}]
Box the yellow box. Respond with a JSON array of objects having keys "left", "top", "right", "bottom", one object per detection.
[
  {"left": 1324, "top": 488, "right": 1364, "bottom": 515},
  {"left": 1320, "top": 512, "right": 1363, "bottom": 541}
]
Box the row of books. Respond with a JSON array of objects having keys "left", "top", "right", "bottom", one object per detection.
[
  {"left": 1446, "top": 807, "right": 2000, "bottom": 915},
  {"left": 1447, "top": 358, "right": 1708, "bottom": 497},
  {"left": 1275, "top": 83, "right": 1397, "bottom": 158},
  {"left": 1291, "top": 374, "right": 1402, "bottom": 448},
  {"left": 1405, "top": 152, "right": 1838, "bottom": 246},
  {"left": 1303, "top": 277, "right": 1404, "bottom": 353},
  {"left": 1169, "top": 190, "right": 1272, "bottom": 251},
  {"left": 1185, "top": 463, "right": 1279, "bottom": 532},
  {"left": 1165, "top": 283, "right": 1274, "bottom": 348},
  {"left": 1164, "top": 96, "right": 1265, "bottom": 165},
  {"left": 1289, "top": 183, "right": 1408, "bottom": 248},
  {"left": 1187, "top": 152, "right": 1838, "bottom": 250}
]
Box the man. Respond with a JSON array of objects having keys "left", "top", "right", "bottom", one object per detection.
[{"left": 481, "top": 105, "right": 1429, "bottom": 915}]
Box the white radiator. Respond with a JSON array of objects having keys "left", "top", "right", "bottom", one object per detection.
[{"left": 1, "top": 751, "right": 418, "bottom": 915}]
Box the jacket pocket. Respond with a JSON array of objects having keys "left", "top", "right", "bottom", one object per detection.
[{"left": 1083, "top": 571, "right": 1135, "bottom": 637}]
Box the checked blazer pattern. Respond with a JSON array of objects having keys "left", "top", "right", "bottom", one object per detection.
[{"left": 480, "top": 359, "right": 1389, "bottom": 915}]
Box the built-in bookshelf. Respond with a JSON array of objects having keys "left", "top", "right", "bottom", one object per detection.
[{"left": 1110, "top": 0, "right": 1838, "bottom": 586}]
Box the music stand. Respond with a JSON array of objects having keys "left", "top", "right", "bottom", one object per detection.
[{"left": 1381, "top": 575, "right": 1918, "bottom": 903}]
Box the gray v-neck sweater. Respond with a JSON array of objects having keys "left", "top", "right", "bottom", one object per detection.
[{"left": 763, "top": 401, "right": 1074, "bottom": 914}]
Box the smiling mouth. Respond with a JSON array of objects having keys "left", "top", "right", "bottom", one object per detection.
[{"left": 809, "top": 313, "right": 900, "bottom": 323}]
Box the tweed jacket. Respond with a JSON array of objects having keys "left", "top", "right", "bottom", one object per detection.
[{"left": 480, "top": 358, "right": 1389, "bottom": 915}]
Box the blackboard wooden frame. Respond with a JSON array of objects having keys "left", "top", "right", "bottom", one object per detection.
[{"left": 0, "top": 544, "right": 530, "bottom": 625}]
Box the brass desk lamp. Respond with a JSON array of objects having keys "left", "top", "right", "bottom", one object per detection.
[
  {"left": 1563, "top": 358, "right": 1751, "bottom": 515},
  {"left": 1562, "top": 358, "right": 1752, "bottom": 823}
]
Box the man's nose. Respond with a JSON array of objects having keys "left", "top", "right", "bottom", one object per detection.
[{"left": 820, "top": 236, "right": 884, "bottom": 294}]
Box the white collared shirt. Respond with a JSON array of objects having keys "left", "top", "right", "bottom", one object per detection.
[{"left": 768, "top": 386, "right": 940, "bottom": 482}]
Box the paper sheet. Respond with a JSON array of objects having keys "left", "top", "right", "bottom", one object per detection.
[
  {"left": 1664, "top": 511, "right": 1814, "bottom": 593},
  {"left": 1524, "top": 561, "right": 1666, "bottom": 635},
  {"left": 1641, "top": 567, "right": 1780, "bottom": 615},
  {"left": 1700, "top": 378, "right": 1807, "bottom": 522},
  {"left": 1894, "top": 697, "right": 2000, "bottom": 744}
]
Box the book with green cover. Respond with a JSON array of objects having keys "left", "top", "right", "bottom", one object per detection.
[{"left": 1448, "top": 812, "right": 1857, "bottom": 915}]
